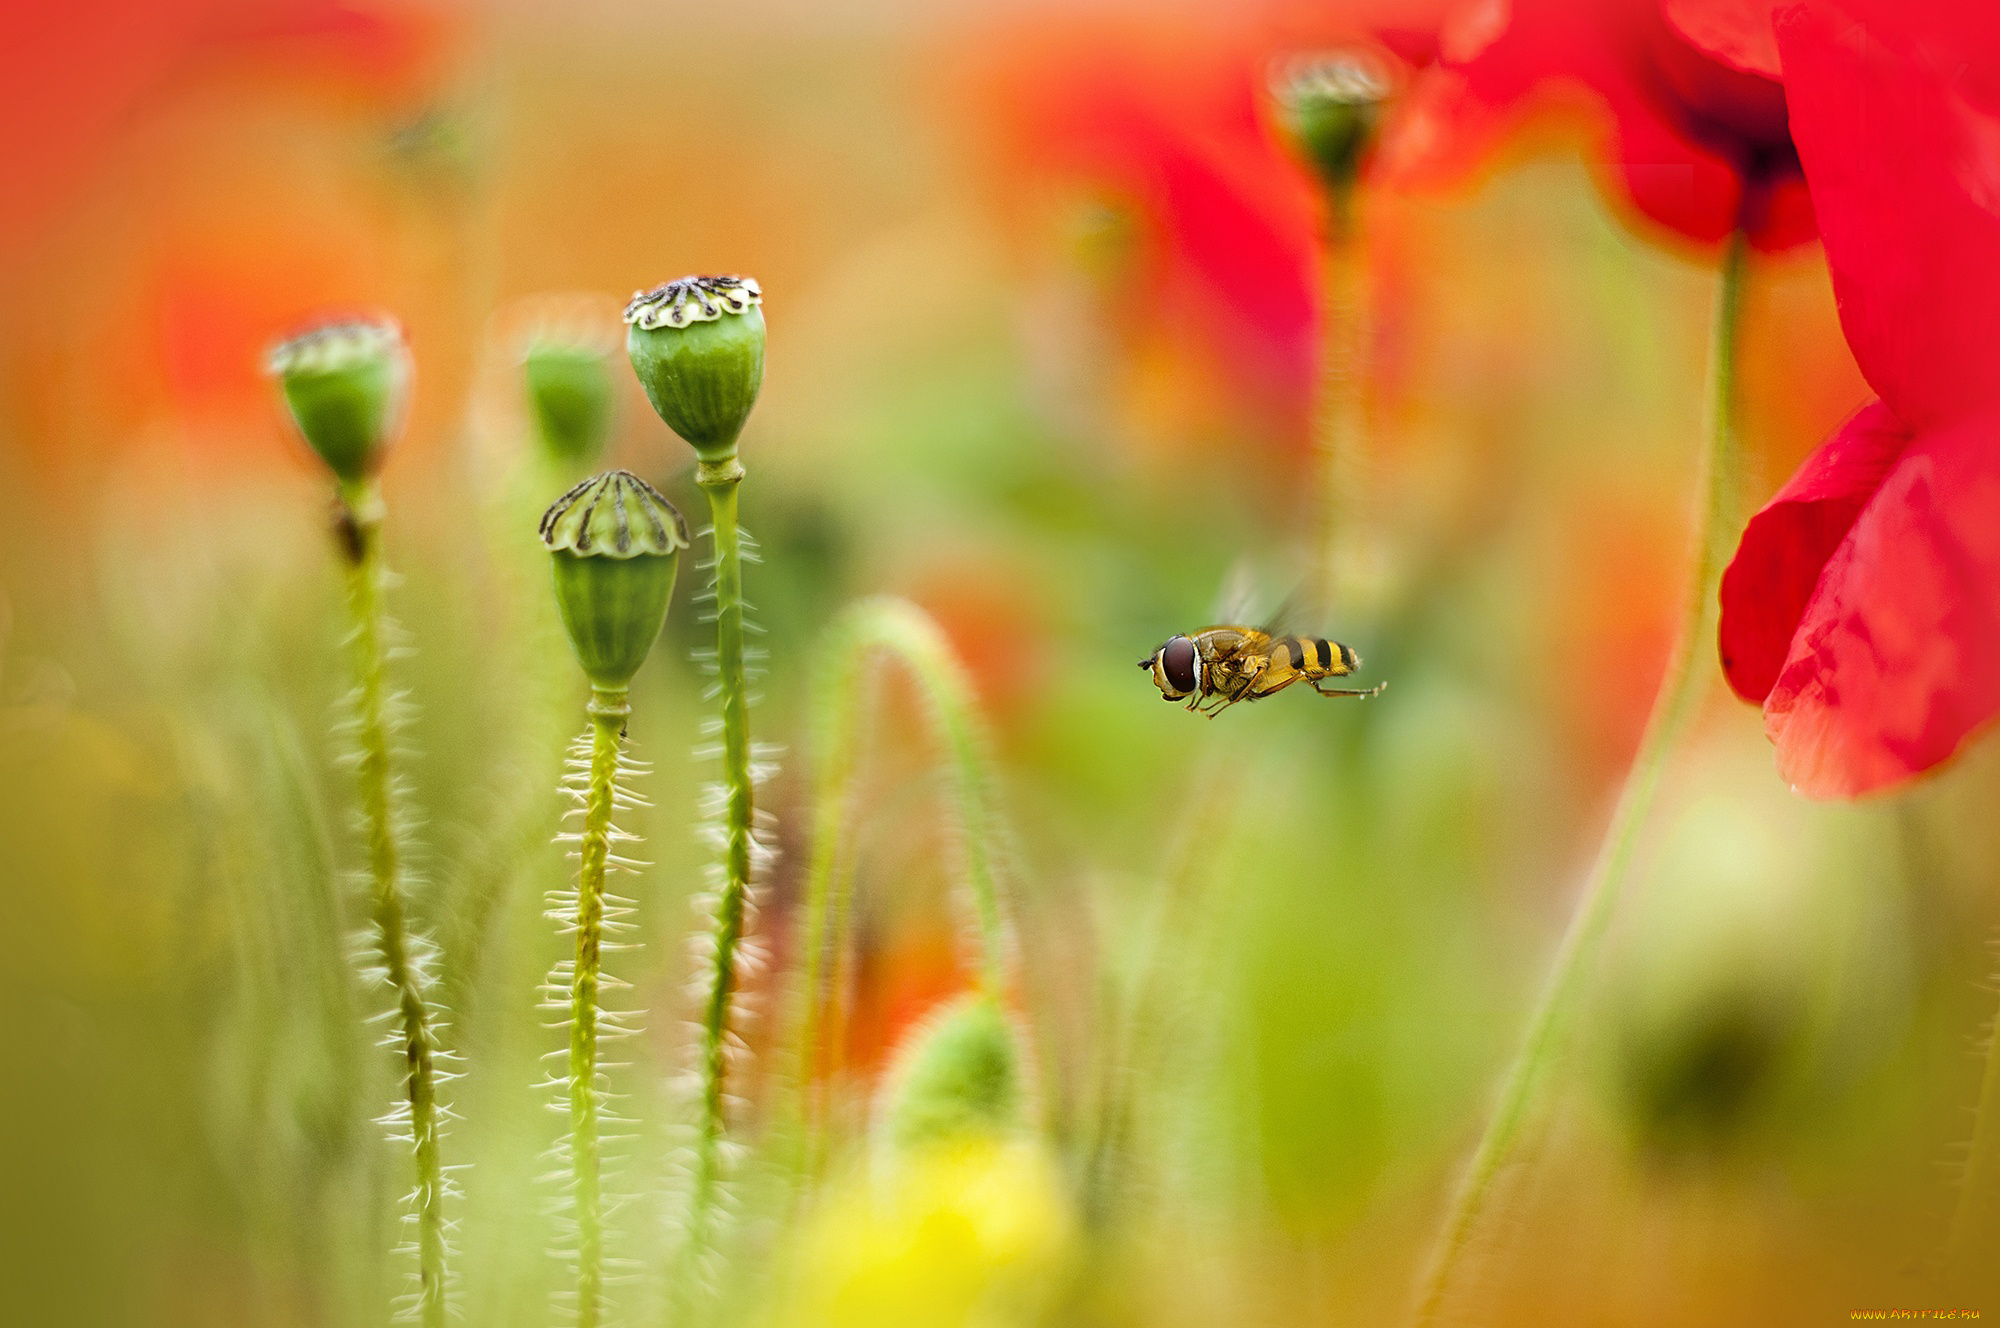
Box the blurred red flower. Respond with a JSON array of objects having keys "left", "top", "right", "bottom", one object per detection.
[
  {"left": 967, "top": 6, "right": 1473, "bottom": 474},
  {"left": 0, "top": 0, "right": 452, "bottom": 254},
  {"left": 971, "top": 18, "right": 1326, "bottom": 464},
  {"left": 1717, "top": 0, "right": 2000, "bottom": 797},
  {"left": 1385, "top": 0, "right": 1814, "bottom": 251}
]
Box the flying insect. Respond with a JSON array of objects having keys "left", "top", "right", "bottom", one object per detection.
[{"left": 1139, "top": 624, "right": 1384, "bottom": 716}]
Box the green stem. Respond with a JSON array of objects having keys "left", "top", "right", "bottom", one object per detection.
[
  {"left": 337, "top": 480, "right": 448, "bottom": 1328},
  {"left": 1947, "top": 964, "right": 2000, "bottom": 1275},
  {"left": 1412, "top": 230, "right": 1748, "bottom": 1326},
  {"left": 570, "top": 691, "right": 626, "bottom": 1328},
  {"left": 792, "top": 597, "right": 1008, "bottom": 1172},
  {"left": 1316, "top": 186, "right": 1370, "bottom": 618},
  {"left": 685, "top": 456, "right": 756, "bottom": 1279}
]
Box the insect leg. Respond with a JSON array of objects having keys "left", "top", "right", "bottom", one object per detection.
[
  {"left": 1204, "top": 659, "right": 1269, "bottom": 717},
  {"left": 1311, "top": 679, "right": 1388, "bottom": 699},
  {"left": 1247, "top": 672, "right": 1305, "bottom": 702}
]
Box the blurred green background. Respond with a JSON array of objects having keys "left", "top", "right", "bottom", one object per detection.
[{"left": 2, "top": 3, "right": 1997, "bottom": 1326}]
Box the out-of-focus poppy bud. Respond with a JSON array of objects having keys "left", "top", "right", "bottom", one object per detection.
[
  {"left": 267, "top": 316, "right": 410, "bottom": 487},
  {"left": 539, "top": 469, "right": 689, "bottom": 693},
  {"left": 1603, "top": 785, "right": 1821, "bottom": 1160},
  {"left": 624, "top": 275, "right": 765, "bottom": 467},
  {"left": 516, "top": 296, "right": 621, "bottom": 469},
  {"left": 1271, "top": 48, "right": 1399, "bottom": 202},
  {"left": 875, "top": 995, "right": 1026, "bottom": 1158},
  {"left": 526, "top": 342, "right": 615, "bottom": 468}
]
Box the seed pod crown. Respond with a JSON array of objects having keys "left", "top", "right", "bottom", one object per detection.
[{"left": 540, "top": 468, "right": 689, "bottom": 557}]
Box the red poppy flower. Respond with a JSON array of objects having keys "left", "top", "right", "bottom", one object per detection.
[
  {"left": 1717, "top": 0, "right": 2000, "bottom": 797},
  {"left": 1383, "top": 0, "right": 1815, "bottom": 251},
  {"left": 0, "top": 0, "right": 453, "bottom": 255},
  {"left": 971, "top": 18, "right": 1326, "bottom": 463}
]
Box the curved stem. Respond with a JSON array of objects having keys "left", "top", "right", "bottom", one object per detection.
[
  {"left": 685, "top": 458, "right": 756, "bottom": 1279},
  {"left": 338, "top": 481, "right": 448, "bottom": 1328},
  {"left": 1412, "top": 230, "right": 1748, "bottom": 1326},
  {"left": 792, "top": 597, "right": 1008, "bottom": 1172},
  {"left": 569, "top": 691, "right": 626, "bottom": 1328}
]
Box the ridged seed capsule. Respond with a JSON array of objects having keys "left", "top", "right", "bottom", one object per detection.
[
  {"left": 540, "top": 470, "right": 689, "bottom": 692},
  {"left": 624, "top": 275, "right": 765, "bottom": 466}
]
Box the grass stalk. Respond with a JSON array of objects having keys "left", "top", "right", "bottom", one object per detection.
[
  {"left": 1411, "top": 229, "right": 1749, "bottom": 1325},
  {"left": 792, "top": 596, "right": 1008, "bottom": 1171},
  {"left": 337, "top": 479, "right": 449, "bottom": 1328}
]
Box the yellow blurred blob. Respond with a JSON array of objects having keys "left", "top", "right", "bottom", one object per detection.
[{"left": 769, "top": 1140, "right": 1076, "bottom": 1328}]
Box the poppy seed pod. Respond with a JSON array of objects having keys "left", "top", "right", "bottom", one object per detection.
[
  {"left": 539, "top": 470, "right": 690, "bottom": 692},
  {"left": 525, "top": 340, "right": 616, "bottom": 467},
  {"left": 267, "top": 317, "right": 411, "bottom": 486},
  {"left": 877, "top": 995, "right": 1025, "bottom": 1157},
  {"left": 1272, "top": 50, "right": 1397, "bottom": 198},
  {"left": 623, "top": 276, "right": 764, "bottom": 464}
]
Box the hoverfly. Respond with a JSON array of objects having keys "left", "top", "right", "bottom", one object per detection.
[{"left": 1140, "top": 624, "right": 1384, "bottom": 716}]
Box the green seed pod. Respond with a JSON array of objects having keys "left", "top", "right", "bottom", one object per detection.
[
  {"left": 267, "top": 317, "right": 411, "bottom": 486},
  {"left": 525, "top": 340, "right": 616, "bottom": 468},
  {"left": 877, "top": 995, "right": 1025, "bottom": 1157},
  {"left": 624, "top": 275, "right": 765, "bottom": 464},
  {"left": 1272, "top": 50, "right": 1398, "bottom": 199},
  {"left": 539, "top": 470, "right": 690, "bottom": 692}
]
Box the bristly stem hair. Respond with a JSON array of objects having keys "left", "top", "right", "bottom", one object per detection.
[
  {"left": 338, "top": 479, "right": 450, "bottom": 1328},
  {"left": 791, "top": 596, "right": 1009, "bottom": 1172},
  {"left": 556, "top": 690, "right": 636, "bottom": 1328},
  {"left": 682, "top": 454, "right": 772, "bottom": 1290},
  {"left": 1412, "top": 229, "right": 1750, "bottom": 1325},
  {"left": 538, "top": 469, "right": 681, "bottom": 1327}
]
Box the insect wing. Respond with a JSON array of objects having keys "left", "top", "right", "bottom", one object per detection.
[{"left": 1205, "top": 558, "right": 1303, "bottom": 641}]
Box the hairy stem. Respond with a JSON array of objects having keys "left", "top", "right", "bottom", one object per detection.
[
  {"left": 569, "top": 692, "right": 626, "bottom": 1328},
  {"left": 1412, "top": 230, "right": 1748, "bottom": 1325},
  {"left": 338, "top": 480, "right": 447, "bottom": 1328},
  {"left": 792, "top": 597, "right": 1008, "bottom": 1172},
  {"left": 685, "top": 457, "right": 756, "bottom": 1279}
]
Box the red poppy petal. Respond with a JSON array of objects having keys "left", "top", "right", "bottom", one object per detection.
[
  {"left": 1718, "top": 398, "right": 1907, "bottom": 704},
  {"left": 1662, "top": 0, "right": 1783, "bottom": 78},
  {"left": 1742, "top": 171, "right": 1817, "bottom": 252},
  {"left": 1763, "top": 406, "right": 2000, "bottom": 798},
  {"left": 1372, "top": 64, "right": 1522, "bottom": 189},
  {"left": 1599, "top": 90, "right": 1748, "bottom": 247},
  {"left": 1775, "top": 0, "right": 2000, "bottom": 430}
]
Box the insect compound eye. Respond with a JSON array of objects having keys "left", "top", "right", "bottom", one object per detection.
[{"left": 1161, "top": 635, "right": 1198, "bottom": 696}]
